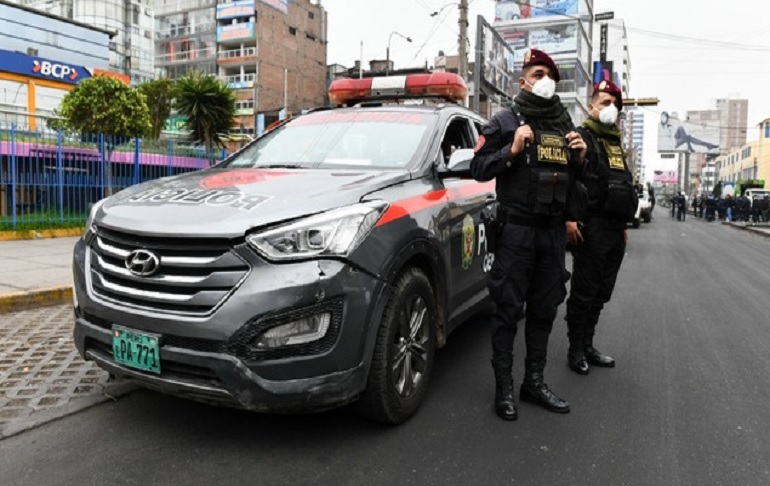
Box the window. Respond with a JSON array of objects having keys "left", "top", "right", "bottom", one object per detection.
[
  {"left": 308, "top": 11, "right": 314, "bottom": 19},
  {"left": 765, "top": 124, "right": 770, "bottom": 139},
  {"left": 289, "top": 27, "right": 297, "bottom": 35},
  {"left": 439, "top": 117, "right": 474, "bottom": 165}
]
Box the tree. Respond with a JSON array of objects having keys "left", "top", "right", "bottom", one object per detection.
[
  {"left": 138, "top": 78, "right": 173, "bottom": 141},
  {"left": 53, "top": 75, "right": 151, "bottom": 195},
  {"left": 172, "top": 72, "right": 236, "bottom": 157},
  {"left": 54, "top": 75, "right": 150, "bottom": 138}
]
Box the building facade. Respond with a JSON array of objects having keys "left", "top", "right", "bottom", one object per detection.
[
  {"left": 624, "top": 106, "right": 644, "bottom": 182},
  {"left": 591, "top": 17, "right": 631, "bottom": 97},
  {"left": 493, "top": 0, "right": 595, "bottom": 124},
  {"left": 0, "top": 0, "right": 122, "bottom": 129},
  {"left": 7, "top": 0, "right": 155, "bottom": 85},
  {"left": 716, "top": 118, "right": 770, "bottom": 190}
]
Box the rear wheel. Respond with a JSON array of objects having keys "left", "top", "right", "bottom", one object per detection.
[
  {"left": 643, "top": 211, "right": 651, "bottom": 223},
  {"left": 632, "top": 218, "right": 641, "bottom": 228},
  {"left": 355, "top": 267, "right": 437, "bottom": 424}
]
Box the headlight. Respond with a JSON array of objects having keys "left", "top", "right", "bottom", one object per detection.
[
  {"left": 85, "top": 199, "right": 106, "bottom": 230},
  {"left": 254, "top": 312, "right": 332, "bottom": 349},
  {"left": 247, "top": 201, "right": 388, "bottom": 261}
]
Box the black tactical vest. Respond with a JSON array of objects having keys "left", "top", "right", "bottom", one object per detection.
[
  {"left": 578, "top": 126, "right": 637, "bottom": 220},
  {"left": 497, "top": 118, "right": 574, "bottom": 219}
]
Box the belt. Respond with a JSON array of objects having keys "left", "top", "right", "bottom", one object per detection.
[{"left": 503, "top": 212, "right": 562, "bottom": 228}]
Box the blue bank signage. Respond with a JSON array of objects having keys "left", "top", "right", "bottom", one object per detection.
[{"left": 0, "top": 49, "right": 91, "bottom": 85}]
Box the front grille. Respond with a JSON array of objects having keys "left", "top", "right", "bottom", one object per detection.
[{"left": 87, "top": 226, "right": 250, "bottom": 316}]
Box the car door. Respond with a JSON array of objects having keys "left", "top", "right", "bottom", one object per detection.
[{"left": 438, "top": 115, "right": 496, "bottom": 321}]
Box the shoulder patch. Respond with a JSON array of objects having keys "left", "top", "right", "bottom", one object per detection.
[{"left": 474, "top": 135, "right": 486, "bottom": 153}]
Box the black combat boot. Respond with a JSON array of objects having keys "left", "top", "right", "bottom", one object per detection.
[
  {"left": 491, "top": 359, "right": 518, "bottom": 421},
  {"left": 567, "top": 345, "right": 589, "bottom": 375},
  {"left": 584, "top": 337, "right": 615, "bottom": 368},
  {"left": 566, "top": 324, "right": 589, "bottom": 375},
  {"left": 520, "top": 361, "right": 570, "bottom": 414}
]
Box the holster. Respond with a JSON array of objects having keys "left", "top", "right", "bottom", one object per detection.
[{"left": 481, "top": 208, "right": 502, "bottom": 254}]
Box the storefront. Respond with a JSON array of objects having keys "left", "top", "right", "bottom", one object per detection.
[{"left": 0, "top": 49, "right": 129, "bottom": 131}]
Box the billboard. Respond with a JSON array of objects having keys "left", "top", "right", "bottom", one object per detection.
[
  {"left": 476, "top": 16, "right": 516, "bottom": 97},
  {"left": 658, "top": 111, "right": 720, "bottom": 154},
  {"left": 528, "top": 24, "right": 578, "bottom": 55},
  {"left": 495, "top": 0, "right": 578, "bottom": 22},
  {"left": 653, "top": 170, "right": 678, "bottom": 184},
  {"left": 259, "top": 0, "right": 288, "bottom": 14},
  {"left": 216, "top": 22, "right": 255, "bottom": 42},
  {"left": 216, "top": 0, "right": 255, "bottom": 20}
]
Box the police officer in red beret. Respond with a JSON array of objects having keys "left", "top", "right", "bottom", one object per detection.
[
  {"left": 564, "top": 79, "right": 637, "bottom": 376},
  {"left": 471, "top": 48, "right": 587, "bottom": 421}
]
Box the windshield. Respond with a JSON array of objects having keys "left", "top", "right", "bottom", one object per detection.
[{"left": 224, "top": 111, "right": 437, "bottom": 170}]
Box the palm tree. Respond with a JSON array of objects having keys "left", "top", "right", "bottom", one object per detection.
[{"left": 172, "top": 72, "right": 236, "bottom": 159}]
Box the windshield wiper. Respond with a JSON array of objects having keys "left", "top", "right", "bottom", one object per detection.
[{"left": 257, "top": 164, "right": 304, "bottom": 169}]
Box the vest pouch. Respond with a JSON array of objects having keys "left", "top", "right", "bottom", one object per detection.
[
  {"left": 604, "top": 180, "right": 637, "bottom": 219},
  {"left": 553, "top": 172, "right": 569, "bottom": 204},
  {"left": 536, "top": 171, "right": 555, "bottom": 205}
]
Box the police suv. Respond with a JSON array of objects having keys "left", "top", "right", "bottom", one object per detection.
[{"left": 72, "top": 73, "right": 497, "bottom": 424}]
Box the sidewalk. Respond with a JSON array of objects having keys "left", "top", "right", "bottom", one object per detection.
[
  {"left": 725, "top": 221, "right": 770, "bottom": 239},
  {"left": 0, "top": 237, "right": 79, "bottom": 313},
  {"left": 0, "top": 236, "right": 135, "bottom": 438}
]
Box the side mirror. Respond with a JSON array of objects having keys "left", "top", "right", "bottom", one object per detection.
[{"left": 439, "top": 148, "right": 475, "bottom": 179}]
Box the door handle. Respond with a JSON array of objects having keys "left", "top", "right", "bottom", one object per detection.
[{"left": 485, "top": 195, "right": 496, "bottom": 203}]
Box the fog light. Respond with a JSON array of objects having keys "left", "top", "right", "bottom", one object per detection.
[{"left": 255, "top": 312, "right": 332, "bottom": 349}]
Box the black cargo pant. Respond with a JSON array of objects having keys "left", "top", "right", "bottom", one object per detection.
[
  {"left": 565, "top": 219, "right": 626, "bottom": 347},
  {"left": 488, "top": 223, "right": 567, "bottom": 372}
]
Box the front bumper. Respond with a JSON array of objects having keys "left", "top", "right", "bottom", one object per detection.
[{"left": 72, "top": 238, "right": 388, "bottom": 412}]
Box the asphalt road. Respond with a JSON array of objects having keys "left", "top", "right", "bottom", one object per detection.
[{"left": 2, "top": 214, "right": 770, "bottom": 486}]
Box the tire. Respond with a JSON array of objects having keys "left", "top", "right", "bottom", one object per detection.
[
  {"left": 354, "top": 267, "right": 437, "bottom": 425},
  {"left": 632, "top": 218, "right": 641, "bottom": 228},
  {"left": 643, "top": 212, "right": 651, "bottom": 223}
]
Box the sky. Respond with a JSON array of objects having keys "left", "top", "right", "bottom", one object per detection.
[{"left": 320, "top": 0, "right": 770, "bottom": 181}]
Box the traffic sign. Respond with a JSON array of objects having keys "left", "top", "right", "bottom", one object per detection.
[{"left": 595, "top": 11, "right": 614, "bottom": 21}]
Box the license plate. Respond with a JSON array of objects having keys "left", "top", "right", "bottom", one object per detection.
[{"left": 112, "top": 326, "right": 161, "bottom": 374}]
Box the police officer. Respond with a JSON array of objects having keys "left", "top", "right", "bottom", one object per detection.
[
  {"left": 471, "top": 49, "right": 587, "bottom": 421},
  {"left": 564, "top": 80, "right": 635, "bottom": 375}
]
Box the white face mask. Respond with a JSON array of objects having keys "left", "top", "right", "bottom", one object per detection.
[
  {"left": 527, "top": 77, "right": 556, "bottom": 99},
  {"left": 598, "top": 104, "right": 619, "bottom": 125}
]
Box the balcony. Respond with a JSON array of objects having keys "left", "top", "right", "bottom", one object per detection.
[
  {"left": 217, "top": 47, "right": 257, "bottom": 65},
  {"left": 224, "top": 73, "right": 256, "bottom": 90}
]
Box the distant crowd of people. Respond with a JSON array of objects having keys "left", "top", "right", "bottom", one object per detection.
[{"left": 669, "top": 193, "right": 770, "bottom": 223}]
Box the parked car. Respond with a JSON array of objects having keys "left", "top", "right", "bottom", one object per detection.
[{"left": 72, "top": 73, "right": 497, "bottom": 424}]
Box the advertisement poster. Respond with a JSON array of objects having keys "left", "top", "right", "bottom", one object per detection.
[
  {"left": 658, "top": 111, "right": 721, "bottom": 154},
  {"left": 480, "top": 19, "right": 516, "bottom": 96},
  {"left": 531, "top": 0, "right": 578, "bottom": 18},
  {"left": 528, "top": 24, "right": 578, "bottom": 55},
  {"left": 216, "top": 22, "right": 255, "bottom": 42},
  {"left": 653, "top": 170, "right": 679, "bottom": 185},
  {"left": 216, "top": 0, "right": 255, "bottom": 20},
  {"left": 501, "top": 31, "right": 529, "bottom": 63},
  {"left": 259, "top": 0, "right": 288, "bottom": 14}
]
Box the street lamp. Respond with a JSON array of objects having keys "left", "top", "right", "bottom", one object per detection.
[
  {"left": 430, "top": 2, "right": 455, "bottom": 17},
  {"left": 386, "top": 31, "right": 412, "bottom": 76}
]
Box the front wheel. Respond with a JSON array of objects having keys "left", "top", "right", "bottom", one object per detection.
[
  {"left": 632, "top": 218, "right": 641, "bottom": 228},
  {"left": 355, "top": 267, "right": 437, "bottom": 424}
]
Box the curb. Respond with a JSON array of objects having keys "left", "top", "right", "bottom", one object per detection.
[
  {"left": 0, "top": 381, "right": 137, "bottom": 440},
  {"left": 0, "top": 228, "right": 84, "bottom": 241},
  {"left": 724, "top": 222, "right": 770, "bottom": 240},
  {"left": 0, "top": 286, "right": 73, "bottom": 314}
]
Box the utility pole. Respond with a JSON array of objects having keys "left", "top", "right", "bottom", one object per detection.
[{"left": 458, "top": 0, "right": 469, "bottom": 83}]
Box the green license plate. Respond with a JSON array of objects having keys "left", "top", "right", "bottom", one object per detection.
[{"left": 112, "top": 326, "right": 161, "bottom": 374}]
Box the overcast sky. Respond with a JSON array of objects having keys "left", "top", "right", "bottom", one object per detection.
[{"left": 321, "top": 0, "right": 770, "bottom": 180}]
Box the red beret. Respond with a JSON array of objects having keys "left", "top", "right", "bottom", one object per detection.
[
  {"left": 593, "top": 80, "right": 623, "bottom": 111},
  {"left": 522, "top": 48, "right": 560, "bottom": 82}
]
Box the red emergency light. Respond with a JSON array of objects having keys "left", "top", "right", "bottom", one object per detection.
[{"left": 328, "top": 73, "right": 467, "bottom": 106}]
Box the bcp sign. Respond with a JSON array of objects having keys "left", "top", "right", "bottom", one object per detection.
[{"left": 32, "top": 60, "right": 79, "bottom": 81}]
